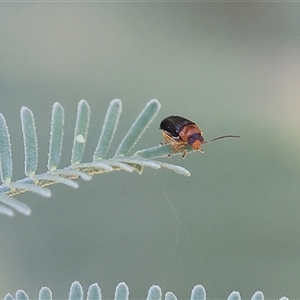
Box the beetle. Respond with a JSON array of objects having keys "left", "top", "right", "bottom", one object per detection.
[{"left": 160, "top": 115, "right": 239, "bottom": 158}]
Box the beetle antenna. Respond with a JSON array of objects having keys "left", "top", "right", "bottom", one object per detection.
[{"left": 204, "top": 135, "right": 240, "bottom": 144}]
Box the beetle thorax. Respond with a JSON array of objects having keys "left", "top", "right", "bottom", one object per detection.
[{"left": 179, "top": 124, "right": 204, "bottom": 149}]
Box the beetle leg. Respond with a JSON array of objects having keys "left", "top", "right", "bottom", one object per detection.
[
  {"left": 161, "top": 131, "right": 178, "bottom": 144},
  {"left": 161, "top": 131, "right": 189, "bottom": 158},
  {"left": 181, "top": 151, "right": 187, "bottom": 159},
  {"left": 171, "top": 143, "right": 188, "bottom": 158}
]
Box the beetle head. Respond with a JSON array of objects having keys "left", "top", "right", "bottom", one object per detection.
[{"left": 188, "top": 133, "right": 204, "bottom": 151}]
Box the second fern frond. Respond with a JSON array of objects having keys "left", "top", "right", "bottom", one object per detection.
[{"left": 0, "top": 99, "right": 191, "bottom": 216}]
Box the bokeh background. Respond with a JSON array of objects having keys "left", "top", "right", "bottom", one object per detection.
[{"left": 1, "top": 2, "right": 300, "bottom": 299}]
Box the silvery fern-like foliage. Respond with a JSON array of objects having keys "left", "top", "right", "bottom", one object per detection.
[
  {"left": 0, "top": 99, "right": 192, "bottom": 217},
  {"left": 3, "top": 281, "right": 288, "bottom": 300}
]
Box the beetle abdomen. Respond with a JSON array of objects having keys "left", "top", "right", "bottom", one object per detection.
[{"left": 159, "top": 116, "right": 195, "bottom": 138}]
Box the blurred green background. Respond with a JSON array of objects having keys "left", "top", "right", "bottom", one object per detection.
[{"left": 1, "top": 3, "right": 300, "bottom": 299}]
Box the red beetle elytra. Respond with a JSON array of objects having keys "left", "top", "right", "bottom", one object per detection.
[{"left": 160, "top": 115, "right": 239, "bottom": 158}]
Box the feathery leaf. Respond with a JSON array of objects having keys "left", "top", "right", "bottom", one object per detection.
[
  {"left": 146, "top": 285, "right": 162, "bottom": 300},
  {"left": 87, "top": 283, "right": 101, "bottom": 300},
  {"left": 69, "top": 281, "right": 83, "bottom": 300},
  {"left": 34, "top": 173, "right": 79, "bottom": 189},
  {"left": 0, "top": 113, "right": 13, "bottom": 184},
  {"left": 251, "top": 291, "right": 264, "bottom": 300},
  {"left": 4, "top": 294, "right": 14, "bottom": 300},
  {"left": 94, "top": 99, "right": 122, "bottom": 160},
  {"left": 114, "top": 282, "right": 129, "bottom": 300},
  {"left": 38, "top": 287, "right": 52, "bottom": 300},
  {"left": 15, "top": 290, "right": 29, "bottom": 300},
  {"left": 10, "top": 182, "right": 51, "bottom": 198},
  {"left": 227, "top": 291, "right": 241, "bottom": 300},
  {"left": 115, "top": 99, "right": 160, "bottom": 156},
  {"left": 190, "top": 285, "right": 206, "bottom": 300},
  {"left": 0, "top": 99, "right": 195, "bottom": 216},
  {"left": 20, "top": 107, "right": 38, "bottom": 177},
  {"left": 53, "top": 168, "right": 92, "bottom": 181},
  {"left": 165, "top": 292, "right": 177, "bottom": 300},
  {"left": 0, "top": 203, "right": 14, "bottom": 217},
  {"left": 48, "top": 102, "right": 64, "bottom": 172},
  {"left": 3, "top": 282, "right": 289, "bottom": 300},
  {"left": 71, "top": 100, "right": 90, "bottom": 165},
  {"left": 0, "top": 192, "right": 31, "bottom": 215}
]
